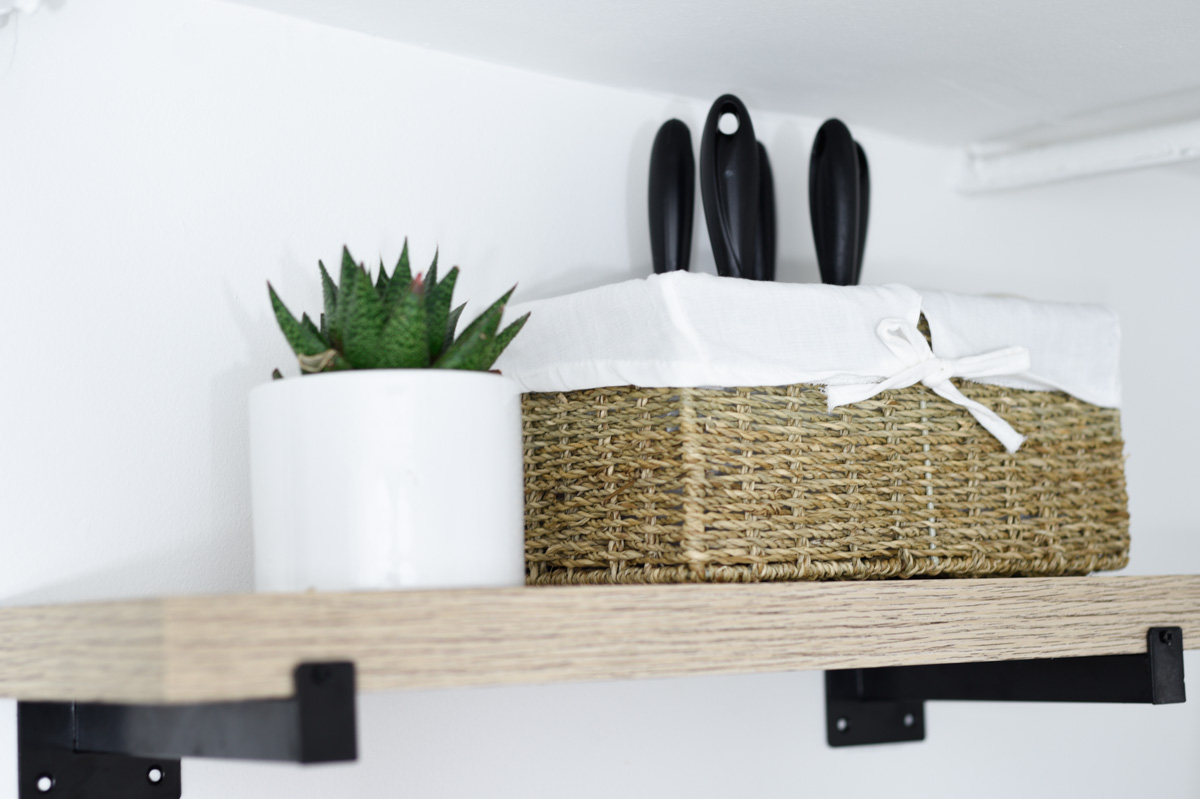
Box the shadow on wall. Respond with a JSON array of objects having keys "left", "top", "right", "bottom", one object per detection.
[
  {"left": 213, "top": 246, "right": 335, "bottom": 591},
  {"left": 511, "top": 102, "right": 689, "bottom": 304},
  {"left": 210, "top": 282, "right": 282, "bottom": 594},
  {"left": 769, "top": 119, "right": 822, "bottom": 284},
  {"left": 513, "top": 264, "right": 645, "bottom": 304},
  {"left": 1, "top": 539, "right": 214, "bottom": 606},
  {"left": 625, "top": 115, "right": 659, "bottom": 273}
]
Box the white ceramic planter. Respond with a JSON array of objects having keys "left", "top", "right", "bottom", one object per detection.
[{"left": 249, "top": 370, "right": 526, "bottom": 591}]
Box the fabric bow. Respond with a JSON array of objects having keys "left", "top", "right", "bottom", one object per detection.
[{"left": 825, "top": 318, "right": 1031, "bottom": 453}]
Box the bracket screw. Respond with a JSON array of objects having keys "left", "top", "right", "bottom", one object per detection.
[
  {"left": 1160, "top": 630, "right": 1175, "bottom": 646},
  {"left": 312, "top": 665, "right": 334, "bottom": 685}
]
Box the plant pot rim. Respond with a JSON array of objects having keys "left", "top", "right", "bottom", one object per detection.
[
  {"left": 278, "top": 368, "right": 507, "bottom": 378},
  {"left": 253, "top": 368, "right": 518, "bottom": 396}
]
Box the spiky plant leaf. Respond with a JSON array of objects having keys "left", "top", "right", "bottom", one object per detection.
[
  {"left": 267, "top": 241, "right": 527, "bottom": 377},
  {"left": 433, "top": 286, "right": 514, "bottom": 370},
  {"left": 268, "top": 283, "right": 328, "bottom": 356},
  {"left": 384, "top": 248, "right": 413, "bottom": 308},
  {"left": 335, "top": 247, "right": 354, "bottom": 335},
  {"left": 271, "top": 368, "right": 284, "bottom": 380},
  {"left": 443, "top": 302, "right": 466, "bottom": 353},
  {"left": 426, "top": 249, "right": 439, "bottom": 291},
  {"left": 488, "top": 311, "right": 530, "bottom": 366},
  {"left": 337, "top": 247, "right": 386, "bottom": 368},
  {"left": 384, "top": 239, "right": 412, "bottom": 308},
  {"left": 318, "top": 261, "right": 340, "bottom": 348},
  {"left": 434, "top": 325, "right": 499, "bottom": 370},
  {"left": 375, "top": 259, "right": 390, "bottom": 298},
  {"left": 379, "top": 277, "right": 429, "bottom": 368},
  {"left": 301, "top": 313, "right": 327, "bottom": 347},
  {"left": 426, "top": 266, "right": 458, "bottom": 361},
  {"left": 396, "top": 239, "right": 412, "bottom": 282}
]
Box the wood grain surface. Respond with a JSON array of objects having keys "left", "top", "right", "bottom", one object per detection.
[{"left": 1, "top": 576, "right": 1198, "bottom": 703}]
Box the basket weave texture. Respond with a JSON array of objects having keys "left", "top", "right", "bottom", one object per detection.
[{"left": 523, "top": 380, "right": 1129, "bottom": 584}]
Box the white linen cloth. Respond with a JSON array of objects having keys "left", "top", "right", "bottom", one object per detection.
[
  {"left": 920, "top": 290, "right": 1121, "bottom": 408},
  {"left": 495, "top": 272, "right": 1121, "bottom": 453}
]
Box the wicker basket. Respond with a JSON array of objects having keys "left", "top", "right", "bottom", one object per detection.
[{"left": 523, "top": 379, "right": 1129, "bottom": 584}]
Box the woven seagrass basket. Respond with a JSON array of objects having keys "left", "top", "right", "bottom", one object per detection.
[{"left": 523, "top": 378, "right": 1129, "bottom": 584}]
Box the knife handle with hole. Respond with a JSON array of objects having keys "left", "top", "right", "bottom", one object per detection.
[
  {"left": 700, "top": 94, "right": 759, "bottom": 279},
  {"left": 648, "top": 119, "right": 695, "bottom": 273}
]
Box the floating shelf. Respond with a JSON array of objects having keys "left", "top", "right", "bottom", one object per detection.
[
  {"left": 230, "top": 0, "right": 1200, "bottom": 151},
  {"left": 2, "top": 576, "right": 1199, "bottom": 705}
]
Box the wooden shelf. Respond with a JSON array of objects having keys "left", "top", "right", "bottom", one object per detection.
[{"left": 2, "top": 576, "right": 1199, "bottom": 705}]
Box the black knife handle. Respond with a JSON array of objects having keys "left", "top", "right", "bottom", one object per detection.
[
  {"left": 753, "top": 141, "right": 776, "bottom": 282},
  {"left": 648, "top": 119, "right": 695, "bottom": 273},
  {"left": 700, "top": 94, "right": 759, "bottom": 278},
  {"left": 854, "top": 141, "right": 870, "bottom": 285},
  {"left": 809, "top": 118, "right": 860, "bottom": 287}
]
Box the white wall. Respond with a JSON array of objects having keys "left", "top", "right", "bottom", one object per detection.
[{"left": 2, "top": 1, "right": 1199, "bottom": 797}]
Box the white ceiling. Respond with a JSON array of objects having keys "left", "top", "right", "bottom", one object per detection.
[{"left": 229, "top": 0, "right": 1200, "bottom": 148}]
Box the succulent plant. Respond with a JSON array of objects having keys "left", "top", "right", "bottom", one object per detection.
[{"left": 268, "top": 242, "right": 529, "bottom": 377}]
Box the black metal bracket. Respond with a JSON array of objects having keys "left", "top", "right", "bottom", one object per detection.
[
  {"left": 826, "top": 627, "right": 1185, "bottom": 747},
  {"left": 17, "top": 661, "right": 357, "bottom": 798}
]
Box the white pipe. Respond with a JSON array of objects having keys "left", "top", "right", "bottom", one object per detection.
[{"left": 952, "top": 118, "right": 1200, "bottom": 193}]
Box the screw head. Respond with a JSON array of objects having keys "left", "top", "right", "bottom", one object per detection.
[{"left": 1160, "top": 630, "right": 1175, "bottom": 646}]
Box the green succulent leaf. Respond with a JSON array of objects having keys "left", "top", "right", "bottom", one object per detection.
[
  {"left": 443, "top": 302, "right": 466, "bottom": 353},
  {"left": 384, "top": 241, "right": 413, "bottom": 308},
  {"left": 300, "top": 313, "right": 327, "bottom": 347},
  {"left": 318, "top": 260, "right": 340, "bottom": 348},
  {"left": 426, "top": 265, "right": 458, "bottom": 361},
  {"left": 426, "top": 249, "right": 439, "bottom": 291},
  {"left": 394, "top": 240, "right": 412, "bottom": 283},
  {"left": 337, "top": 247, "right": 387, "bottom": 368},
  {"left": 489, "top": 311, "right": 530, "bottom": 366},
  {"left": 268, "top": 283, "right": 328, "bottom": 357},
  {"left": 379, "top": 277, "right": 430, "bottom": 368},
  {"left": 268, "top": 241, "right": 526, "bottom": 378},
  {"left": 271, "top": 368, "right": 284, "bottom": 380},
  {"left": 375, "top": 259, "right": 390, "bottom": 298},
  {"left": 434, "top": 286, "right": 514, "bottom": 370}
]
